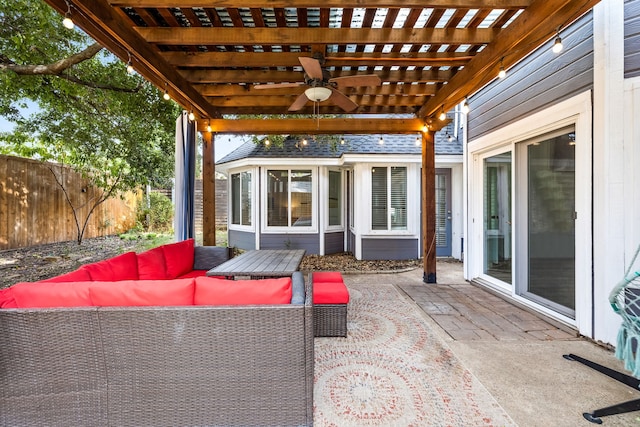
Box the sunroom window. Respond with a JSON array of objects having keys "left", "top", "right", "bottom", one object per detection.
[
  {"left": 267, "top": 169, "right": 313, "bottom": 227},
  {"left": 230, "top": 171, "right": 252, "bottom": 226},
  {"left": 371, "top": 166, "right": 407, "bottom": 231}
]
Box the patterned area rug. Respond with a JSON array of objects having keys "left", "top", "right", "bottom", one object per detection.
[{"left": 314, "top": 283, "right": 516, "bottom": 427}]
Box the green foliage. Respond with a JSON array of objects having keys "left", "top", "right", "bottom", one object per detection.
[
  {"left": 136, "top": 192, "right": 174, "bottom": 233},
  {"left": 0, "top": 0, "right": 180, "bottom": 192},
  {"left": 118, "top": 230, "right": 174, "bottom": 251}
]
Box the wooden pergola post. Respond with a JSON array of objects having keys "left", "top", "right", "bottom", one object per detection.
[
  {"left": 202, "top": 130, "right": 216, "bottom": 246},
  {"left": 422, "top": 130, "right": 436, "bottom": 283}
]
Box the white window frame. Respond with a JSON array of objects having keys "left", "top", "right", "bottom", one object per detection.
[
  {"left": 261, "top": 167, "right": 318, "bottom": 233},
  {"left": 325, "top": 168, "right": 345, "bottom": 232},
  {"left": 227, "top": 167, "right": 256, "bottom": 232},
  {"left": 367, "top": 164, "right": 413, "bottom": 235}
]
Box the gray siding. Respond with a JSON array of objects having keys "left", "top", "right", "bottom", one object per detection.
[
  {"left": 260, "top": 233, "right": 320, "bottom": 255},
  {"left": 362, "top": 238, "right": 419, "bottom": 260},
  {"left": 348, "top": 230, "right": 356, "bottom": 253},
  {"left": 469, "top": 13, "right": 593, "bottom": 140},
  {"left": 324, "top": 232, "right": 345, "bottom": 255},
  {"left": 228, "top": 229, "right": 256, "bottom": 251},
  {"left": 626, "top": 0, "right": 640, "bottom": 77}
]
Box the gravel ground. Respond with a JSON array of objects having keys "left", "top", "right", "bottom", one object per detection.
[{"left": 0, "top": 236, "right": 423, "bottom": 288}]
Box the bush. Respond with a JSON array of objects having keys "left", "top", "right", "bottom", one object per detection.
[{"left": 137, "top": 192, "right": 173, "bottom": 232}]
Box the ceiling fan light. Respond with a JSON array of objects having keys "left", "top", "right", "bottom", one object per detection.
[{"left": 304, "top": 86, "right": 332, "bottom": 102}]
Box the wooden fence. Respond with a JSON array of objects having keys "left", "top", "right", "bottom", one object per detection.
[{"left": 0, "top": 155, "right": 137, "bottom": 250}]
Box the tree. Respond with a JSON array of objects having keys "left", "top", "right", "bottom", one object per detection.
[{"left": 0, "top": 0, "right": 181, "bottom": 243}]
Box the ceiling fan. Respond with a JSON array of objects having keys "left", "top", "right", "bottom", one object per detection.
[{"left": 253, "top": 53, "right": 382, "bottom": 112}]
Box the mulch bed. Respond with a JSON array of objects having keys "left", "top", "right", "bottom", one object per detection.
[{"left": 0, "top": 236, "right": 423, "bottom": 289}]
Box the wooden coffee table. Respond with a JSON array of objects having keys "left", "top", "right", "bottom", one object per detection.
[{"left": 206, "top": 249, "right": 306, "bottom": 279}]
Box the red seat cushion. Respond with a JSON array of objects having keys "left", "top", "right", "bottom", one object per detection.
[
  {"left": 5, "top": 281, "right": 94, "bottom": 308},
  {"left": 313, "top": 281, "right": 350, "bottom": 304},
  {"left": 0, "top": 288, "right": 18, "bottom": 308},
  {"left": 89, "top": 279, "right": 195, "bottom": 307},
  {"left": 80, "top": 252, "right": 139, "bottom": 281},
  {"left": 194, "top": 276, "right": 292, "bottom": 305},
  {"left": 161, "top": 239, "right": 195, "bottom": 279},
  {"left": 177, "top": 270, "right": 208, "bottom": 279},
  {"left": 40, "top": 268, "right": 92, "bottom": 283},
  {"left": 137, "top": 247, "right": 168, "bottom": 280},
  {"left": 312, "top": 271, "right": 344, "bottom": 283}
]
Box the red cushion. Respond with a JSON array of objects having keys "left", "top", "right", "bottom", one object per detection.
[
  {"left": 312, "top": 271, "right": 344, "bottom": 283},
  {"left": 0, "top": 288, "right": 18, "bottom": 308},
  {"left": 40, "top": 268, "right": 91, "bottom": 283},
  {"left": 161, "top": 239, "right": 195, "bottom": 279},
  {"left": 80, "top": 252, "right": 139, "bottom": 281},
  {"left": 89, "top": 279, "right": 195, "bottom": 307},
  {"left": 194, "top": 276, "right": 292, "bottom": 305},
  {"left": 137, "top": 247, "right": 168, "bottom": 280},
  {"left": 178, "top": 270, "right": 209, "bottom": 279},
  {"left": 313, "top": 281, "right": 350, "bottom": 304},
  {"left": 7, "top": 281, "right": 94, "bottom": 308}
]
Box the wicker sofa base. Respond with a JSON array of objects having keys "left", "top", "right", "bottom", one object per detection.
[{"left": 314, "top": 304, "right": 347, "bottom": 337}]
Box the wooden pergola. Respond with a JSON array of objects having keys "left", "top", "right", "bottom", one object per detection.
[{"left": 44, "top": 0, "right": 598, "bottom": 282}]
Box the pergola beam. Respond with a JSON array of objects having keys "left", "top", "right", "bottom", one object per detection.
[
  {"left": 110, "top": 0, "right": 530, "bottom": 8},
  {"left": 200, "top": 118, "right": 425, "bottom": 134}
]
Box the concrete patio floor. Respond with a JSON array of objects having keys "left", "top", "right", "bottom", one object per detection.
[{"left": 343, "top": 260, "right": 640, "bottom": 427}]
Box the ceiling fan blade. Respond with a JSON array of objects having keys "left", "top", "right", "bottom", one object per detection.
[
  {"left": 329, "top": 88, "right": 358, "bottom": 112},
  {"left": 254, "top": 82, "right": 305, "bottom": 90},
  {"left": 330, "top": 74, "right": 382, "bottom": 88},
  {"left": 288, "top": 92, "right": 310, "bottom": 112},
  {"left": 298, "top": 57, "right": 324, "bottom": 80}
]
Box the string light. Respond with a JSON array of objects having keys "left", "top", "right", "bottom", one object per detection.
[
  {"left": 126, "top": 53, "right": 134, "bottom": 74},
  {"left": 438, "top": 107, "right": 446, "bottom": 121},
  {"left": 447, "top": 133, "right": 454, "bottom": 143},
  {"left": 163, "top": 83, "right": 170, "bottom": 100},
  {"left": 422, "top": 124, "right": 428, "bottom": 133},
  {"left": 265, "top": 138, "right": 270, "bottom": 146},
  {"left": 415, "top": 136, "right": 421, "bottom": 146},
  {"left": 206, "top": 120, "right": 212, "bottom": 132},
  {"left": 188, "top": 110, "right": 195, "bottom": 121},
  {"left": 340, "top": 138, "right": 345, "bottom": 145},
  {"left": 461, "top": 99, "right": 470, "bottom": 114},
  {"left": 62, "top": 1, "right": 74, "bottom": 29},
  {"left": 302, "top": 138, "right": 308, "bottom": 146},
  {"left": 378, "top": 137, "right": 384, "bottom": 145},
  {"left": 498, "top": 57, "right": 506, "bottom": 79},
  {"left": 552, "top": 30, "right": 563, "bottom": 53}
]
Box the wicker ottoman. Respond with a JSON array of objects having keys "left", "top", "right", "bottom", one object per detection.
[{"left": 311, "top": 272, "right": 350, "bottom": 337}]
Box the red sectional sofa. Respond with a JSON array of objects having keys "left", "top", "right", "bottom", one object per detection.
[{"left": 0, "top": 239, "right": 314, "bottom": 426}]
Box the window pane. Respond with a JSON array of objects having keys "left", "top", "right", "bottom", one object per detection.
[
  {"left": 328, "top": 171, "right": 341, "bottom": 226},
  {"left": 371, "top": 167, "right": 387, "bottom": 230},
  {"left": 268, "top": 170, "right": 289, "bottom": 226},
  {"left": 231, "top": 173, "right": 240, "bottom": 225},
  {"left": 241, "top": 171, "right": 252, "bottom": 226},
  {"left": 483, "top": 152, "right": 512, "bottom": 284},
  {"left": 390, "top": 167, "right": 407, "bottom": 230},
  {"left": 291, "top": 170, "right": 312, "bottom": 227}
]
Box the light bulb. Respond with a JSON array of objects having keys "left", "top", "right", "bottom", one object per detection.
[
  {"left": 461, "top": 99, "right": 470, "bottom": 114},
  {"left": 422, "top": 124, "right": 428, "bottom": 133},
  {"left": 448, "top": 133, "right": 453, "bottom": 142},
  {"left": 302, "top": 139, "right": 308, "bottom": 146},
  {"left": 439, "top": 110, "right": 446, "bottom": 121},
  {"left": 340, "top": 138, "right": 345, "bottom": 145},
  {"left": 126, "top": 61, "right": 134, "bottom": 74},
  {"left": 62, "top": 16, "right": 74, "bottom": 29},
  {"left": 378, "top": 137, "right": 384, "bottom": 145},
  {"left": 206, "top": 124, "right": 212, "bottom": 132},
  {"left": 498, "top": 67, "right": 506, "bottom": 79},
  {"left": 163, "top": 90, "right": 170, "bottom": 101},
  {"left": 415, "top": 137, "right": 421, "bottom": 146},
  {"left": 188, "top": 110, "right": 195, "bottom": 121},
  {"left": 265, "top": 138, "right": 270, "bottom": 146},
  {"left": 552, "top": 36, "right": 563, "bottom": 54}
]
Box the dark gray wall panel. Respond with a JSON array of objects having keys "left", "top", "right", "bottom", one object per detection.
[
  {"left": 362, "top": 238, "right": 419, "bottom": 260},
  {"left": 324, "top": 232, "right": 345, "bottom": 254},
  {"left": 626, "top": 0, "right": 640, "bottom": 77},
  {"left": 260, "top": 233, "right": 320, "bottom": 255},
  {"left": 348, "top": 230, "right": 355, "bottom": 254},
  {"left": 469, "top": 13, "right": 593, "bottom": 140},
  {"left": 228, "top": 229, "right": 256, "bottom": 251}
]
